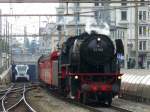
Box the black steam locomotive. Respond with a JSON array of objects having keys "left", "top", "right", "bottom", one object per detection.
[
  {"left": 61, "top": 32, "right": 124, "bottom": 72},
  {"left": 39, "top": 31, "right": 124, "bottom": 106}
]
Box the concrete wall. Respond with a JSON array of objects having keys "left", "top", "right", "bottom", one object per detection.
[{"left": 0, "top": 67, "right": 11, "bottom": 85}]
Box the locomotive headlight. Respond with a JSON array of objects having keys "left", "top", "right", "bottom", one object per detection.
[
  {"left": 57, "top": 52, "right": 60, "bottom": 55},
  {"left": 97, "top": 38, "right": 101, "bottom": 41},
  {"left": 75, "top": 75, "right": 78, "bottom": 79},
  {"left": 118, "top": 76, "right": 122, "bottom": 79}
]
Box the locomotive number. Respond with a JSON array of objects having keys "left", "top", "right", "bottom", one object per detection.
[{"left": 93, "top": 48, "right": 103, "bottom": 52}]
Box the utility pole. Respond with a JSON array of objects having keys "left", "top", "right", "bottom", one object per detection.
[
  {"left": 10, "top": 5, "right": 13, "bottom": 65},
  {"left": 10, "top": 24, "right": 12, "bottom": 65},
  {"left": 7, "top": 21, "right": 9, "bottom": 68},
  {"left": 74, "top": 2, "right": 80, "bottom": 35},
  {"left": 5, "top": 18, "right": 8, "bottom": 69},
  {"left": 135, "top": 0, "right": 139, "bottom": 68}
]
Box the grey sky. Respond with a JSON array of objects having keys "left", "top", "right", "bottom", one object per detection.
[{"left": 0, "top": 3, "right": 59, "bottom": 42}]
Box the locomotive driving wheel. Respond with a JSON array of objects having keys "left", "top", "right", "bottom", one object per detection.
[
  {"left": 107, "top": 98, "right": 112, "bottom": 107},
  {"left": 80, "top": 92, "right": 88, "bottom": 104},
  {"left": 106, "top": 93, "right": 112, "bottom": 107},
  {"left": 98, "top": 93, "right": 112, "bottom": 107}
]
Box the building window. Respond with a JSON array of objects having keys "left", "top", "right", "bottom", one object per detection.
[
  {"left": 94, "top": 10, "right": 99, "bottom": 20},
  {"left": 42, "top": 42, "right": 44, "bottom": 47},
  {"left": 141, "top": 0, "right": 145, "bottom": 6},
  {"left": 148, "top": 12, "right": 150, "bottom": 20},
  {"left": 122, "top": 31, "right": 125, "bottom": 38},
  {"left": 139, "top": 41, "right": 142, "bottom": 50},
  {"left": 117, "top": 30, "right": 120, "bottom": 39},
  {"left": 143, "top": 41, "right": 146, "bottom": 50},
  {"left": 121, "top": 11, "right": 127, "bottom": 20},
  {"left": 149, "top": 27, "right": 150, "bottom": 36},
  {"left": 139, "top": 11, "right": 147, "bottom": 20},
  {"left": 79, "top": 29, "right": 81, "bottom": 34},
  {"left": 95, "top": 0, "right": 99, "bottom": 6},
  {"left": 139, "top": 41, "right": 147, "bottom": 50},
  {"left": 139, "top": 26, "right": 142, "bottom": 35},
  {"left": 101, "top": 0, "right": 105, "bottom": 6},
  {"left": 139, "top": 11, "right": 142, "bottom": 20},
  {"left": 143, "top": 11, "right": 146, "bottom": 20},
  {"left": 77, "top": 12, "right": 80, "bottom": 21},
  {"left": 121, "top": 0, "right": 127, "bottom": 6},
  {"left": 143, "top": 26, "right": 146, "bottom": 35},
  {"left": 139, "top": 26, "right": 147, "bottom": 36}
]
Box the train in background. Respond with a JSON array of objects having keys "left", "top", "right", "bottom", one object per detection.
[
  {"left": 38, "top": 23, "right": 124, "bottom": 106},
  {"left": 15, "top": 65, "right": 29, "bottom": 81},
  {"left": 12, "top": 64, "right": 37, "bottom": 82}
]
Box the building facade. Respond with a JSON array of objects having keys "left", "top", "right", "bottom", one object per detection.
[
  {"left": 39, "top": 22, "right": 59, "bottom": 54},
  {"left": 111, "top": 0, "right": 150, "bottom": 68},
  {"left": 56, "top": 2, "right": 128, "bottom": 67},
  {"left": 56, "top": 0, "right": 150, "bottom": 69}
]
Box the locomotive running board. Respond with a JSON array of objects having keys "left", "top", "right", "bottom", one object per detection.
[{"left": 68, "top": 72, "right": 123, "bottom": 76}]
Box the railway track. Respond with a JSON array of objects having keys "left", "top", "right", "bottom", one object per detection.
[
  {"left": 0, "top": 83, "right": 38, "bottom": 112},
  {"left": 0, "top": 83, "right": 39, "bottom": 94},
  {"left": 0, "top": 83, "right": 133, "bottom": 112},
  {"left": 69, "top": 98, "right": 133, "bottom": 112},
  {"left": 46, "top": 88, "right": 133, "bottom": 112}
]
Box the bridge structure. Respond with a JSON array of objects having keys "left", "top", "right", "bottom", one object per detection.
[{"left": 12, "top": 53, "right": 41, "bottom": 64}]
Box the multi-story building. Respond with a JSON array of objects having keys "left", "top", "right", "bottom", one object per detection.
[
  {"left": 111, "top": 0, "right": 150, "bottom": 68},
  {"left": 56, "top": 0, "right": 150, "bottom": 69},
  {"left": 56, "top": 1, "right": 128, "bottom": 67},
  {"left": 0, "top": 9, "right": 2, "bottom": 36},
  {"left": 0, "top": 9, "right": 2, "bottom": 68},
  {"left": 38, "top": 22, "right": 58, "bottom": 54},
  {"left": 39, "top": 27, "right": 51, "bottom": 54}
]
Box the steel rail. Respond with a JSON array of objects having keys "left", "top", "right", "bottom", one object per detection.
[
  {"left": 5, "top": 83, "right": 25, "bottom": 111},
  {"left": 46, "top": 88, "right": 132, "bottom": 112},
  {"left": 111, "top": 105, "right": 133, "bottom": 112},
  {"left": 47, "top": 89, "right": 103, "bottom": 112},
  {"left": 6, "top": 84, "right": 37, "bottom": 112},
  {"left": 23, "top": 84, "right": 37, "bottom": 112},
  {"left": 0, "top": 83, "right": 37, "bottom": 112},
  {"left": 6, "top": 84, "right": 27, "bottom": 111},
  {"left": 6, "top": 97, "right": 23, "bottom": 111},
  {"left": 1, "top": 85, "right": 14, "bottom": 112},
  {"left": 0, "top": 83, "right": 14, "bottom": 94},
  {"left": 0, "top": 84, "right": 39, "bottom": 93},
  {"left": 4, "top": 83, "right": 24, "bottom": 112}
]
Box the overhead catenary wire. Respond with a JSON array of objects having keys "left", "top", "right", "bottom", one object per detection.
[
  {"left": 0, "top": 3, "right": 149, "bottom": 17},
  {"left": 0, "top": 0, "right": 149, "bottom": 3},
  {"left": 61, "top": 0, "right": 150, "bottom": 3},
  {"left": 1, "top": 2, "right": 149, "bottom": 40},
  {"left": 1, "top": 3, "right": 149, "bottom": 37},
  {"left": 74, "top": 4, "right": 150, "bottom": 15}
]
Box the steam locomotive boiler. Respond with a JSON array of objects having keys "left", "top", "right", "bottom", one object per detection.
[{"left": 38, "top": 30, "right": 124, "bottom": 106}]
